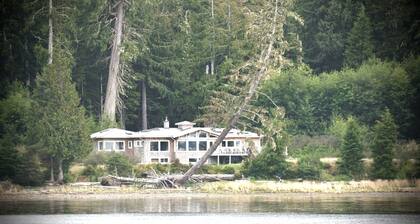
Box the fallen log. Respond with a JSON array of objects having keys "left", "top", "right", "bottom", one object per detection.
[{"left": 99, "top": 174, "right": 235, "bottom": 187}]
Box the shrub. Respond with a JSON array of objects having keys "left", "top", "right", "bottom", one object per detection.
[
  {"left": 82, "top": 165, "right": 106, "bottom": 181},
  {"left": 106, "top": 153, "right": 133, "bottom": 177},
  {"left": 242, "top": 145, "right": 287, "bottom": 179}
]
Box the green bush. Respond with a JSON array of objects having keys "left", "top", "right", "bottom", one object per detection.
[
  {"left": 106, "top": 153, "right": 133, "bottom": 177},
  {"left": 242, "top": 146, "right": 287, "bottom": 179},
  {"left": 82, "top": 165, "right": 106, "bottom": 181}
]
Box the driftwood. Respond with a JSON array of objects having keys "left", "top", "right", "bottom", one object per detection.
[{"left": 100, "top": 174, "right": 235, "bottom": 188}]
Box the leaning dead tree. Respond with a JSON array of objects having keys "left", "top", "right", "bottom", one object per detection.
[
  {"left": 103, "top": 0, "right": 126, "bottom": 122},
  {"left": 176, "top": 0, "right": 294, "bottom": 186}
]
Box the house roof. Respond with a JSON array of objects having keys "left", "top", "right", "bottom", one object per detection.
[
  {"left": 90, "top": 122, "right": 261, "bottom": 139},
  {"left": 90, "top": 128, "right": 138, "bottom": 139}
]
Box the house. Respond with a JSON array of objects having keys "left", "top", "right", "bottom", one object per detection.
[{"left": 90, "top": 118, "right": 262, "bottom": 165}]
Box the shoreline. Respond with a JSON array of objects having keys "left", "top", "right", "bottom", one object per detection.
[
  {"left": 1, "top": 179, "right": 419, "bottom": 201},
  {"left": 1, "top": 191, "right": 420, "bottom": 201}
]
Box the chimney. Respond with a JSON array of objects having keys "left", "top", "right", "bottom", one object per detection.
[{"left": 163, "top": 116, "right": 170, "bottom": 129}]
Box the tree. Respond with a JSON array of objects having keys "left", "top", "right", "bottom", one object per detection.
[
  {"left": 33, "top": 50, "right": 91, "bottom": 183},
  {"left": 344, "top": 5, "right": 374, "bottom": 68},
  {"left": 103, "top": 0, "right": 126, "bottom": 122},
  {"left": 371, "top": 109, "right": 397, "bottom": 179},
  {"left": 0, "top": 83, "right": 32, "bottom": 181},
  {"left": 339, "top": 117, "right": 364, "bottom": 179},
  {"left": 176, "top": 0, "right": 298, "bottom": 185}
]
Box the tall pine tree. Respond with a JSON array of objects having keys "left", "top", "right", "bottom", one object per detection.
[
  {"left": 339, "top": 117, "right": 364, "bottom": 179},
  {"left": 371, "top": 109, "right": 397, "bottom": 179},
  {"left": 344, "top": 5, "right": 374, "bottom": 68},
  {"left": 33, "top": 50, "right": 91, "bottom": 183}
]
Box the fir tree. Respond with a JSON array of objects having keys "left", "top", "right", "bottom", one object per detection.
[
  {"left": 33, "top": 50, "right": 91, "bottom": 183},
  {"left": 339, "top": 117, "right": 364, "bottom": 179},
  {"left": 344, "top": 5, "right": 374, "bottom": 68},
  {"left": 371, "top": 109, "right": 397, "bottom": 179}
]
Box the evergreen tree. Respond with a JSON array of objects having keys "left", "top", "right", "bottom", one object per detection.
[
  {"left": 371, "top": 109, "right": 397, "bottom": 179},
  {"left": 339, "top": 117, "right": 364, "bottom": 179},
  {"left": 344, "top": 5, "right": 374, "bottom": 68},
  {"left": 32, "top": 50, "right": 91, "bottom": 183}
]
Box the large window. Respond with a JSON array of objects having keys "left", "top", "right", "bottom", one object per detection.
[
  {"left": 115, "top": 141, "right": 124, "bottom": 150},
  {"left": 199, "top": 141, "right": 207, "bottom": 151},
  {"left": 199, "top": 132, "right": 207, "bottom": 138},
  {"left": 178, "top": 141, "right": 186, "bottom": 151},
  {"left": 160, "top": 142, "right": 168, "bottom": 151},
  {"left": 105, "top": 141, "right": 114, "bottom": 150},
  {"left": 150, "top": 141, "right": 169, "bottom": 151},
  {"left": 150, "top": 142, "right": 159, "bottom": 151},
  {"left": 188, "top": 141, "right": 197, "bottom": 151}
]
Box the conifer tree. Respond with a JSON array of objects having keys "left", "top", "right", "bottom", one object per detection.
[
  {"left": 371, "top": 109, "right": 397, "bottom": 179},
  {"left": 33, "top": 50, "right": 91, "bottom": 183},
  {"left": 339, "top": 117, "right": 364, "bottom": 179},
  {"left": 344, "top": 5, "right": 374, "bottom": 68}
]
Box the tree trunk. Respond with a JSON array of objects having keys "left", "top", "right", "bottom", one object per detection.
[
  {"left": 176, "top": 0, "right": 279, "bottom": 186},
  {"left": 141, "top": 80, "right": 148, "bottom": 130},
  {"left": 49, "top": 157, "right": 55, "bottom": 182},
  {"left": 48, "top": 0, "right": 53, "bottom": 65},
  {"left": 103, "top": 0, "right": 125, "bottom": 122},
  {"left": 210, "top": 0, "right": 215, "bottom": 75},
  {"left": 57, "top": 158, "right": 64, "bottom": 184}
]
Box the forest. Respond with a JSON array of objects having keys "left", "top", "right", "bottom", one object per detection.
[{"left": 0, "top": 0, "right": 420, "bottom": 185}]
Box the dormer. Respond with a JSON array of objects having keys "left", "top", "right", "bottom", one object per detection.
[{"left": 175, "top": 121, "right": 196, "bottom": 130}]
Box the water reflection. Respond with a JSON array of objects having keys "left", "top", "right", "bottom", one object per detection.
[{"left": 1, "top": 193, "right": 419, "bottom": 215}]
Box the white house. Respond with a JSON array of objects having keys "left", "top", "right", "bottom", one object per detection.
[{"left": 90, "top": 118, "right": 262, "bottom": 165}]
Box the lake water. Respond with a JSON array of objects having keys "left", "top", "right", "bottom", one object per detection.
[{"left": 1, "top": 193, "right": 419, "bottom": 224}]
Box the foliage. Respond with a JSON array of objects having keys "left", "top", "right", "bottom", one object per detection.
[
  {"left": 343, "top": 5, "right": 374, "bottom": 68},
  {"left": 339, "top": 117, "right": 364, "bottom": 179},
  {"left": 242, "top": 140, "right": 287, "bottom": 179},
  {"left": 106, "top": 153, "right": 133, "bottom": 177},
  {"left": 32, "top": 50, "right": 91, "bottom": 181},
  {"left": 371, "top": 110, "right": 398, "bottom": 179}
]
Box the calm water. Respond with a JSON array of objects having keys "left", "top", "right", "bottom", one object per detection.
[{"left": 1, "top": 193, "right": 419, "bottom": 224}]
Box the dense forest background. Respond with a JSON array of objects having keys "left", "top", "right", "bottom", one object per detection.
[{"left": 1, "top": 0, "right": 420, "bottom": 184}]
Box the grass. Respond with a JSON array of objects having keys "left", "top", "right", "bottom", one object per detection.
[{"left": 197, "top": 179, "right": 420, "bottom": 193}]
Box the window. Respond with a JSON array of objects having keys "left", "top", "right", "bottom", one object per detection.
[
  {"left": 188, "top": 141, "right": 197, "bottom": 151},
  {"left": 227, "top": 141, "right": 234, "bottom": 147},
  {"left": 151, "top": 158, "right": 159, "bottom": 163},
  {"left": 160, "top": 158, "right": 169, "bottom": 163},
  {"left": 128, "top": 141, "right": 132, "bottom": 149},
  {"left": 178, "top": 141, "right": 186, "bottom": 151},
  {"left": 199, "top": 141, "right": 207, "bottom": 151},
  {"left": 199, "top": 132, "right": 207, "bottom": 138},
  {"left": 189, "top": 158, "right": 197, "bottom": 163},
  {"left": 210, "top": 141, "right": 214, "bottom": 147},
  {"left": 222, "top": 141, "right": 226, "bottom": 147},
  {"left": 160, "top": 142, "right": 168, "bottom": 151},
  {"left": 134, "top": 140, "right": 142, "bottom": 147},
  {"left": 188, "top": 132, "right": 197, "bottom": 138},
  {"left": 150, "top": 142, "right": 159, "bottom": 151},
  {"left": 115, "top": 141, "right": 124, "bottom": 150},
  {"left": 97, "top": 141, "right": 103, "bottom": 150},
  {"left": 105, "top": 141, "right": 114, "bottom": 150},
  {"left": 236, "top": 141, "right": 241, "bottom": 147},
  {"left": 209, "top": 134, "right": 218, "bottom": 138}
]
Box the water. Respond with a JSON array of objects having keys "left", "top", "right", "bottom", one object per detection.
[{"left": 1, "top": 193, "right": 419, "bottom": 224}]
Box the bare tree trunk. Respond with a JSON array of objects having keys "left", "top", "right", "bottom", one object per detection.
[
  {"left": 210, "top": 0, "right": 215, "bottom": 75},
  {"left": 48, "top": 0, "right": 53, "bottom": 65},
  {"left": 103, "top": 0, "right": 125, "bottom": 122},
  {"left": 57, "top": 158, "right": 64, "bottom": 184},
  {"left": 49, "top": 157, "right": 55, "bottom": 182},
  {"left": 141, "top": 80, "right": 148, "bottom": 130},
  {"left": 176, "top": 0, "right": 279, "bottom": 186}
]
